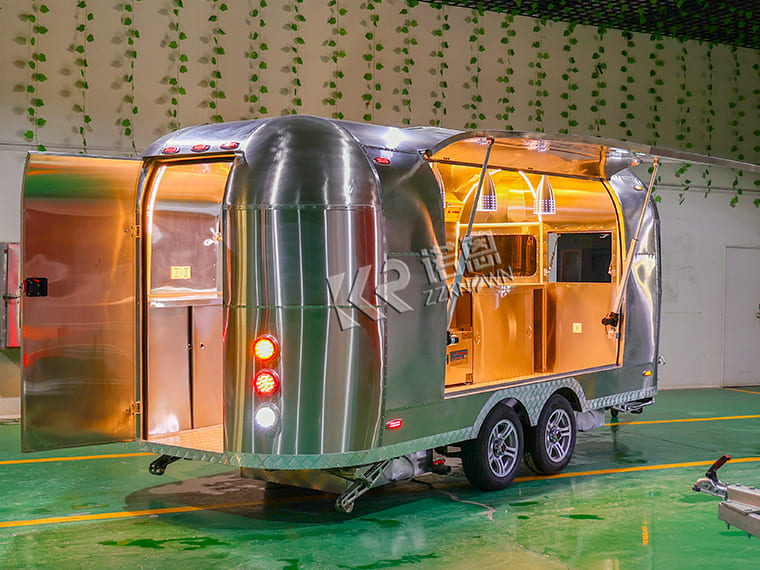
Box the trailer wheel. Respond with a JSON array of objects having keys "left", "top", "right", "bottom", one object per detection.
[
  {"left": 524, "top": 394, "right": 576, "bottom": 475},
  {"left": 461, "top": 404, "right": 523, "bottom": 491}
]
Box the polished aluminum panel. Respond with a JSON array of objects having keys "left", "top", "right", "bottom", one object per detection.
[
  {"left": 22, "top": 154, "right": 140, "bottom": 451},
  {"left": 607, "top": 171, "right": 661, "bottom": 372},
  {"left": 223, "top": 116, "right": 385, "bottom": 456},
  {"left": 1, "top": 243, "right": 21, "bottom": 348}
]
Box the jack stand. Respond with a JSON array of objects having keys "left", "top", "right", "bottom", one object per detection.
[
  {"left": 335, "top": 459, "right": 392, "bottom": 514},
  {"left": 149, "top": 454, "right": 181, "bottom": 475}
]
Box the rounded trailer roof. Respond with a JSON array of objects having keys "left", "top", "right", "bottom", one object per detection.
[{"left": 142, "top": 115, "right": 760, "bottom": 177}]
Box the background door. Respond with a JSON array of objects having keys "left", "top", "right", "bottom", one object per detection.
[{"left": 723, "top": 247, "right": 760, "bottom": 387}]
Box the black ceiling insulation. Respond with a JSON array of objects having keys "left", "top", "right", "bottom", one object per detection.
[{"left": 426, "top": 1, "right": 760, "bottom": 50}]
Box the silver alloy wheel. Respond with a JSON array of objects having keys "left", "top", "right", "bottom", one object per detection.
[
  {"left": 544, "top": 408, "right": 573, "bottom": 463},
  {"left": 487, "top": 418, "right": 520, "bottom": 477}
]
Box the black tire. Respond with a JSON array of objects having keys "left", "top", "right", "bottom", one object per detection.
[
  {"left": 461, "top": 404, "right": 524, "bottom": 491},
  {"left": 524, "top": 394, "right": 577, "bottom": 475}
]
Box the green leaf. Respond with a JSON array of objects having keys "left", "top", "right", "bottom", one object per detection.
[{"left": 23, "top": 130, "right": 34, "bottom": 140}]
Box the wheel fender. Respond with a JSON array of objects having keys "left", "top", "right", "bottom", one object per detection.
[{"left": 466, "top": 379, "right": 587, "bottom": 438}]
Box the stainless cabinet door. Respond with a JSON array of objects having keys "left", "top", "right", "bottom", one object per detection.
[{"left": 22, "top": 154, "right": 141, "bottom": 451}]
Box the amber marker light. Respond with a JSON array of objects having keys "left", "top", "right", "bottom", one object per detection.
[
  {"left": 254, "top": 369, "right": 279, "bottom": 396},
  {"left": 253, "top": 334, "right": 279, "bottom": 362}
]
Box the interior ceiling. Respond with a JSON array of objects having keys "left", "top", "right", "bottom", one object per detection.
[{"left": 428, "top": 1, "right": 760, "bottom": 50}]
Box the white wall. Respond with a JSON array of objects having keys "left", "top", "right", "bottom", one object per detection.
[
  {"left": 654, "top": 171, "right": 760, "bottom": 388},
  {"left": 0, "top": 0, "right": 759, "bottom": 409}
]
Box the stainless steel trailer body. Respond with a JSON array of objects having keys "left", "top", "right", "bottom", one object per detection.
[{"left": 22, "top": 115, "right": 694, "bottom": 511}]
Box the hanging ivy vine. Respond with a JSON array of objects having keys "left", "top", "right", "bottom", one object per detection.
[
  {"left": 702, "top": 44, "right": 715, "bottom": 196},
  {"left": 206, "top": 0, "right": 227, "bottom": 123},
  {"left": 617, "top": 31, "right": 635, "bottom": 139},
  {"left": 675, "top": 42, "right": 693, "bottom": 149},
  {"left": 322, "top": 0, "right": 347, "bottom": 119},
  {"left": 528, "top": 20, "right": 548, "bottom": 132},
  {"left": 73, "top": 1, "right": 94, "bottom": 152},
  {"left": 495, "top": 11, "right": 515, "bottom": 130},
  {"left": 245, "top": 1, "right": 268, "bottom": 118},
  {"left": 558, "top": 21, "right": 578, "bottom": 135},
  {"left": 645, "top": 37, "right": 664, "bottom": 145},
  {"left": 360, "top": 0, "right": 383, "bottom": 123},
  {"left": 163, "top": 0, "right": 187, "bottom": 132},
  {"left": 429, "top": 2, "right": 449, "bottom": 127},
  {"left": 728, "top": 46, "right": 745, "bottom": 160},
  {"left": 588, "top": 27, "right": 607, "bottom": 134},
  {"left": 393, "top": 0, "right": 418, "bottom": 126},
  {"left": 728, "top": 46, "right": 745, "bottom": 207},
  {"left": 118, "top": 0, "right": 141, "bottom": 154},
  {"left": 282, "top": 0, "right": 305, "bottom": 115},
  {"left": 19, "top": 0, "right": 49, "bottom": 151},
  {"left": 463, "top": 8, "right": 485, "bottom": 130},
  {"left": 704, "top": 43, "right": 714, "bottom": 156}
]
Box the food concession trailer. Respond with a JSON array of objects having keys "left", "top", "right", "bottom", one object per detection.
[{"left": 21, "top": 115, "right": 688, "bottom": 512}]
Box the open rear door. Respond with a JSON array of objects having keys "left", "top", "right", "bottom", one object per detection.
[{"left": 22, "top": 154, "right": 141, "bottom": 451}]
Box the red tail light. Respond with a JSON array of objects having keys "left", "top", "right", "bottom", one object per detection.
[
  {"left": 253, "top": 334, "right": 279, "bottom": 362},
  {"left": 254, "top": 369, "right": 279, "bottom": 396},
  {"left": 386, "top": 418, "right": 403, "bottom": 430}
]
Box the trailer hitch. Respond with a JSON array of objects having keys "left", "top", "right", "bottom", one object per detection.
[
  {"left": 149, "top": 454, "right": 182, "bottom": 476},
  {"left": 693, "top": 454, "right": 730, "bottom": 498}
]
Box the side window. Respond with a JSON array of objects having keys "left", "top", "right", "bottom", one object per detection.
[
  {"left": 548, "top": 232, "right": 612, "bottom": 283},
  {"left": 463, "top": 234, "right": 537, "bottom": 277}
]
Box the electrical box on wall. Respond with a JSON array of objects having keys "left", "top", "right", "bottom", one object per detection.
[{"left": 1, "top": 243, "right": 21, "bottom": 349}]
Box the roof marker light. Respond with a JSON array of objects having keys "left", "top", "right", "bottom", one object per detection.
[
  {"left": 220, "top": 141, "right": 240, "bottom": 150},
  {"left": 191, "top": 144, "right": 210, "bottom": 152},
  {"left": 374, "top": 157, "right": 391, "bottom": 166},
  {"left": 161, "top": 146, "right": 180, "bottom": 154},
  {"left": 386, "top": 418, "right": 403, "bottom": 430}
]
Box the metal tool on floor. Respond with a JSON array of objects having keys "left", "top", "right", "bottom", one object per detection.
[{"left": 693, "top": 454, "right": 760, "bottom": 538}]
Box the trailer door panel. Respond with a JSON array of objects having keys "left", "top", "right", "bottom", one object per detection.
[{"left": 22, "top": 154, "right": 141, "bottom": 451}]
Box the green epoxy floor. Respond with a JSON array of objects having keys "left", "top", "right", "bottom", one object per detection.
[{"left": 2, "top": 388, "right": 760, "bottom": 568}]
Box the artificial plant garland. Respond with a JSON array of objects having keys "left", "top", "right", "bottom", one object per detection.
[
  {"left": 322, "top": 0, "right": 347, "bottom": 119},
  {"left": 429, "top": 2, "right": 449, "bottom": 127},
  {"left": 73, "top": 0, "right": 94, "bottom": 151},
  {"left": 245, "top": 1, "right": 268, "bottom": 118},
  {"left": 207, "top": 0, "right": 227, "bottom": 123},
  {"left": 463, "top": 7, "right": 485, "bottom": 130},
  {"left": 360, "top": 0, "right": 383, "bottom": 123},
  {"left": 21, "top": 0, "right": 49, "bottom": 151},
  {"left": 495, "top": 10, "right": 515, "bottom": 130}
]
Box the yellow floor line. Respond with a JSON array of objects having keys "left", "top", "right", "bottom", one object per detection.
[
  {"left": 725, "top": 387, "right": 760, "bottom": 396},
  {"left": 0, "top": 453, "right": 154, "bottom": 466},
  {"left": 606, "top": 414, "right": 760, "bottom": 427},
  {"left": 3, "top": 456, "right": 760, "bottom": 529},
  {"left": 514, "top": 456, "right": 760, "bottom": 483}
]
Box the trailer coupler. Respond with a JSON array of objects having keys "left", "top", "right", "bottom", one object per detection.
[
  {"left": 693, "top": 454, "right": 730, "bottom": 498},
  {"left": 335, "top": 459, "right": 392, "bottom": 514},
  {"left": 149, "top": 454, "right": 181, "bottom": 476},
  {"left": 693, "top": 455, "right": 760, "bottom": 538}
]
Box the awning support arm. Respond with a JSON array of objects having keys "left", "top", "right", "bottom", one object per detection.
[
  {"left": 602, "top": 156, "right": 660, "bottom": 329},
  {"left": 447, "top": 137, "right": 495, "bottom": 333}
]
